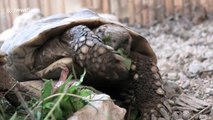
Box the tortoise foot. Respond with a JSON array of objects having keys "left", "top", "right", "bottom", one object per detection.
[
  {"left": 130, "top": 52, "right": 212, "bottom": 120},
  {"left": 129, "top": 52, "right": 171, "bottom": 119},
  {"left": 64, "top": 25, "right": 129, "bottom": 82}
]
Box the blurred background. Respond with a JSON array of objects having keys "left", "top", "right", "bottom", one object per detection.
[
  {"left": 0, "top": 0, "right": 213, "bottom": 32},
  {"left": 0, "top": 1, "right": 213, "bottom": 119}
]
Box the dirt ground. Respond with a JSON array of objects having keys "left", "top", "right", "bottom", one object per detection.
[{"left": 130, "top": 18, "right": 213, "bottom": 119}]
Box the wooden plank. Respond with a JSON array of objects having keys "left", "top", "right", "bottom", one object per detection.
[
  {"left": 156, "top": 0, "right": 165, "bottom": 22},
  {"left": 199, "top": 0, "right": 209, "bottom": 12},
  {"left": 28, "top": 0, "right": 40, "bottom": 9},
  {"left": 174, "top": 0, "right": 183, "bottom": 14},
  {"left": 142, "top": 0, "right": 149, "bottom": 26},
  {"left": 183, "top": 0, "right": 192, "bottom": 19},
  {"left": 59, "top": 0, "right": 65, "bottom": 13},
  {"left": 118, "top": 0, "right": 128, "bottom": 20},
  {"left": 110, "top": 0, "right": 120, "bottom": 17},
  {"left": 0, "top": 1, "right": 3, "bottom": 32},
  {"left": 37, "top": 0, "right": 42, "bottom": 9},
  {"left": 51, "top": 0, "right": 57, "bottom": 14},
  {"left": 10, "top": 0, "right": 20, "bottom": 21},
  {"left": 149, "top": 0, "right": 156, "bottom": 25},
  {"left": 190, "top": 0, "right": 199, "bottom": 8},
  {"left": 44, "top": 0, "right": 51, "bottom": 16},
  {"left": 209, "top": 0, "right": 213, "bottom": 13},
  {"left": 20, "top": 0, "right": 29, "bottom": 9},
  {"left": 127, "top": 0, "right": 135, "bottom": 24},
  {"left": 102, "top": 0, "right": 110, "bottom": 13},
  {"left": 165, "top": 0, "right": 174, "bottom": 17},
  {"left": 92, "top": 0, "right": 102, "bottom": 12},
  {"left": 1, "top": 0, "right": 8, "bottom": 31},
  {"left": 84, "top": 0, "right": 93, "bottom": 9},
  {"left": 17, "top": 0, "right": 21, "bottom": 15},
  {"left": 134, "top": 0, "right": 143, "bottom": 24},
  {"left": 5, "top": 0, "right": 12, "bottom": 28}
]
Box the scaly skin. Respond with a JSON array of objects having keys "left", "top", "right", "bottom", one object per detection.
[
  {"left": 1, "top": 24, "right": 210, "bottom": 118},
  {"left": 130, "top": 52, "right": 172, "bottom": 120},
  {"left": 61, "top": 25, "right": 129, "bottom": 88},
  {"left": 94, "top": 24, "right": 211, "bottom": 120},
  {"left": 0, "top": 51, "right": 40, "bottom": 106}
]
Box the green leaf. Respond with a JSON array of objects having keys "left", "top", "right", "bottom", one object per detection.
[
  {"left": 102, "top": 35, "right": 111, "bottom": 43},
  {"left": 116, "top": 48, "right": 132, "bottom": 70},
  {"left": 53, "top": 105, "right": 63, "bottom": 120},
  {"left": 123, "top": 58, "right": 132, "bottom": 70},
  {"left": 79, "top": 89, "right": 92, "bottom": 97},
  {"left": 128, "top": 106, "right": 139, "bottom": 120},
  {"left": 73, "top": 69, "right": 86, "bottom": 87},
  {"left": 41, "top": 80, "right": 53, "bottom": 100},
  {"left": 67, "top": 74, "right": 73, "bottom": 81},
  {"left": 60, "top": 99, "right": 73, "bottom": 112},
  {"left": 43, "top": 102, "right": 54, "bottom": 109},
  {"left": 72, "top": 99, "right": 85, "bottom": 111},
  {"left": 9, "top": 112, "right": 17, "bottom": 120},
  {"left": 36, "top": 111, "right": 42, "bottom": 120}
]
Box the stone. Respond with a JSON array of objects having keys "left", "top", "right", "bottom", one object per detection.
[
  {"left": 181, "top": 80, "right": 190, "bottom": 89},
  {"left": 182, "top": 111, "right": 191, "bottom": 120},
  {"left": 199, "top": 114, "right": 208, "bottom": 120},
  {"left": 67, "top": 94, "right": 126, "bottom": 120},
  {"left": 205, "top": 88, "right": 213, "bottom": 95},
  {"left": 187, "top": 60, "right": 204, "bottom": 77}
]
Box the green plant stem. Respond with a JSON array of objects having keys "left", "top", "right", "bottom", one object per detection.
[
  {"left": 44, "top": 92, "right": 66, "bottom": 120},
  {"left": 14, "top": 87, "right": 35, "bottom": 120}
]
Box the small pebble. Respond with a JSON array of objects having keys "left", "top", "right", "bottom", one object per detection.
[
  {"left": 182, "top": 111, "right": 191, "bottom": 120},
  {"left": 181, "top": 80, "right": 190, "bottom": 89},
  {"left": 199, "top": 114, "right": 208, "bottom": 120},
  {"left": 205, "top": 88, "right": 213, "bottom": 95},
  {"left": 210, "top": 106, "right": 213, "bottom": 118},
  {"left": 166, "top": 72, "right": 179, "bottom": 81}
]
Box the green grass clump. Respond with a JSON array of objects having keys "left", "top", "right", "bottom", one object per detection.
[{"left": 2, "top": 69, "right": 94, "bottom": 120}]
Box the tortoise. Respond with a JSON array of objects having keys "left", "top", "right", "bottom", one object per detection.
[{"left": 0, "top": 9, "right": 208, "bottom": 119}]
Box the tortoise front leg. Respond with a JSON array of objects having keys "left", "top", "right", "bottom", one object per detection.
[
  {"left": 130, "top": 52, "right": 211, "bottom": 120},
  {"left": 130, "top": 52, "right": 171, "bottom": 119},
  {"left": 63, "top": 25, "right": 129, "bottom": 84}
]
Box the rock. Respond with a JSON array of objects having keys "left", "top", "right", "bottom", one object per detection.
[
  {"left": 187, "top": 60, "right": 204, "bottom": 77},
  {"left": 205, "top": 88, "right": 213, "bottom": 95},
  {"left": 68, "top": 94, "right": 126, "bottom": 120},
  {"left": 181, "top": 80, "right": 190, "bottom": 89},
  {"left": 199, "top": 114, "right": 208, "bottom": 120},
  {"left": 166, "top": 72, "right": 180, "bottom": 81},
  {"left": 182, "top": 111, "right": 191, "bottom": 120},
  {"left": 210, "top": 106, "right": 213, "bottom": 118}
]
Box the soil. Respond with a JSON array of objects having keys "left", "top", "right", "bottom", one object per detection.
[{"left": 130, "top": 18, "right": 213, "bottom": 119}]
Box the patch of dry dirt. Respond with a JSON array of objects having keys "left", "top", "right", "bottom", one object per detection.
[{"left": 132, "top": 19, "right": 213, "bottom": 119}]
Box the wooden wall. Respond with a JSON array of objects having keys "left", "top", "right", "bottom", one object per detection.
[{"left": 0, "top": 0, "right": 212, "bottom": 32}]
